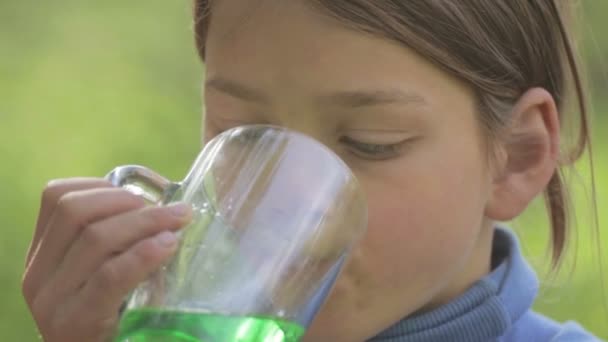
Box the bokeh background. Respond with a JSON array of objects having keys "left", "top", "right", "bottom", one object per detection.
[{"left": 0, "top": 1, "right": 606, "bottom": 340}]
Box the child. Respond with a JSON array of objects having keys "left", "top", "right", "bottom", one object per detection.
[{"left": 22, "top": 1, "right": 602, "bottom": 341}]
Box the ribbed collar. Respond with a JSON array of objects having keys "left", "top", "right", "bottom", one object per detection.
[{"left": 369, "top": 227, "right": 538, "bottom": 342}]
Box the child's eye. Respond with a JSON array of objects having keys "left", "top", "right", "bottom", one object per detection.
[{"left": 340, "top": 136, "right": 402, "bottom": 160}]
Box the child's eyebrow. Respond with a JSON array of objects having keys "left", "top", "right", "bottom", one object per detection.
[
  {"left": 317, "top": 89, "right": 428, "bottom": 109},
  {"left": 205, "top": 78, "right": 270, "bottom": 104},
  {"left": 205, "top": 77, "right": 428, "bottom": 108}
]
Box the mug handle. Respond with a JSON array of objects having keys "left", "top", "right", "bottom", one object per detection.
[
  {"left": 105, "top": 165, "right": 179, "bottom": 316},
  {"left": 105, "top": 165, "right": 178, "bottom": 205}
]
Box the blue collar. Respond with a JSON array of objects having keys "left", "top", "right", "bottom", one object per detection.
[{"left": 369, "top": 228, "right": 538, "bottom": 342}]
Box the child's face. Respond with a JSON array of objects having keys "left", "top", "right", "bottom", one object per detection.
[{"left": 203, "top": 1, "right": 496, "bottom": 340}]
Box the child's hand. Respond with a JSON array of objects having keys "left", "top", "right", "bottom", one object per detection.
[{"left": 22, "top": 178, "right": 192, "bottom": 342}]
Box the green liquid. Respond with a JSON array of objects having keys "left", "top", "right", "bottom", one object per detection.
[{"left": 114, "top": 309, "right": 305, "bottom": 342}]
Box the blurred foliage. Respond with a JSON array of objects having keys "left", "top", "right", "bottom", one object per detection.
[{"left": 0, "top": 1, "right": 606, "bottom": 340}]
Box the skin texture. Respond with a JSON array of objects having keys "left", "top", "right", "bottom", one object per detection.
[{"left": 22, "top": 1, "right": 559, "bottom": 341}]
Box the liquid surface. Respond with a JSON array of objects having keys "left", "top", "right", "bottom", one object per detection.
[{"left": 114, "top": 309, "right": 305, "bottom": 342}]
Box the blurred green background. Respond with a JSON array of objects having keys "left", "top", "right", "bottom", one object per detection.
[{"left": 0, "top": 1, "right": 606, "bottom": 340}]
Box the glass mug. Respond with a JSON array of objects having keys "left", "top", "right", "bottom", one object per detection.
[{"left": 107, "top": 125, "right": 368, "bottom": 342}]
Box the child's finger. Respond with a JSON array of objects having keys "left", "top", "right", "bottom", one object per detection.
[
  {"left": 78, "top": 231, "right": 179, "bottom": 317},
  {"left": 53, "top": 202, "right": 192, "bottom": 293},
  {"left": 27, "top": 178, "right": 112, "bottom": 267},
  {"left": 23, "top": 188, "right": 145, "bottom": 301}
]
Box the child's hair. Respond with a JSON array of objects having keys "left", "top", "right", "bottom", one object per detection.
[{"left": 192, "top": 0, "right": 593, "bottom": 267}]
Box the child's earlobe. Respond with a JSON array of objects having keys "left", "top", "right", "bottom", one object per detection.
[{"left": 485, "top": 88, "right": 560, "bottom": 221}]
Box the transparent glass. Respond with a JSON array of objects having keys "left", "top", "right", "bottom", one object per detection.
[{"left": 106, "top": 125, "right": 367, "bottom": 342}]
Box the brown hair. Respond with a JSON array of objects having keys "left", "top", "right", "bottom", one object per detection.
[{"left": 193, "top": 0, "right": 592, "bottom": 267}]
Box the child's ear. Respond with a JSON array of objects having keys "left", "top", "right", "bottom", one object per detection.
[{"left": 485, "top": 87, "right": 560, "bottom": 221}]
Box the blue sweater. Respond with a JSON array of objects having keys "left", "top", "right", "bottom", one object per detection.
[{"left": 368, "top": 228, "right": 603, "bottom": 342}]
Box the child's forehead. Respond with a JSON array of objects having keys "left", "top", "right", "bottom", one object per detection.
[
  {"left": 206, "top": 0, "right": 333, "bottom": 30},
  {"left": 205, "top": 0, "right": 374, "bottom": 53},
  {"left": 203, "top": 0, "right": 476, "bottom": 119},
  {"left": 205, "top": 6, "right": 432, "bottom": 87}
]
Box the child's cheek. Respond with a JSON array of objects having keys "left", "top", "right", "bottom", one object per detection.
[{"left": 343, "top": 161, "right": 485, "bottom": 292}]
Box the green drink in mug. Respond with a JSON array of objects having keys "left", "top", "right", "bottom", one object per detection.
[{"left": 107, "top": 125, "right": 367, "bottom": 342}]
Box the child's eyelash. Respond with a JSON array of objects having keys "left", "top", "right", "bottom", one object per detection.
[{"left": 340, "top": 136, "right": 402, "bottom": 160}]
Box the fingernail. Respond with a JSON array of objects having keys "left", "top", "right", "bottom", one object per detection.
[
  {"left": 156, "top": 231, "right": 177, "bottom": 247},
  {"left": 168, "top": 202, "right": 191, "bottom": 217}
]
